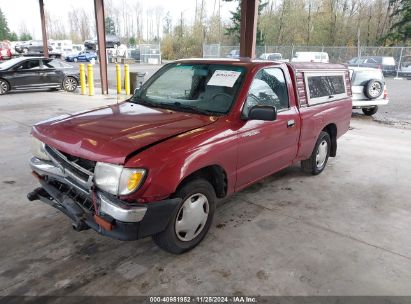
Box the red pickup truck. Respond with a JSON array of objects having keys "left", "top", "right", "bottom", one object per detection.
[{"left": 28, "top": 59, "right": 352, "bottom": 253}]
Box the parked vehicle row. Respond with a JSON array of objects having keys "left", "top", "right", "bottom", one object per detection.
[
  {"left": 0, "top": 57, "right": 79, "bottom": 95},
  {"left": 14, "top": 40, "right": 53, "bottom": 54}
]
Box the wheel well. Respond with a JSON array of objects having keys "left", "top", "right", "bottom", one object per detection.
[
  {"left": 176, "top": 165, "right": 228, "bottom": 198},
  {"left": 64, "top": 75, "right": 79, "bottom": 85},
  {"left": 0, "top": 78, "right": 11, "bottom": 91},
  {"left": 323, "top": 123, "right": 337, "bottom": 157},
  {"left": 0, "top": 78, "right": 10, "bottom": 86}
]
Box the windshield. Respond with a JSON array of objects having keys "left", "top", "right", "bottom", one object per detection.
[
  {"left": 351, "top": 70, "right": 384, "bottom": 86},
  {"left": 0, "top": 58, "right": 23, "bottom": 70},
  {"left": 131, "top": 63, "right": 246, "bottom": 115}
]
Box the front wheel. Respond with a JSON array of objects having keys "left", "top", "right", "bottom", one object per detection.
[
  {"left": 152, "top": 179, "right": 216, "bottom": 254},
  {"left": 301, "top": 131, "right": 331, "bottom": 175},
  {"left": 63, "top": 76, "right": 78, "bottom": 92},
  {"left": 0, "top": 79, "right": 10, "bottom": 95},
  {"left": 362, "top": 106, "right": 378, "bottom": 116}
]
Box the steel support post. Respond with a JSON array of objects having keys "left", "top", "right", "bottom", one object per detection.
[
  {"left": 39, "top": 0, "right": 49, "bottom": 58},
  {"left": 239, "top": 0, "right": 259, "bottom": 58},
  {"left": 94, "top": 0, "right": 108, "bottom": 94}
]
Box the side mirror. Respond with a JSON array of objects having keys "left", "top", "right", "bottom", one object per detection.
[{"left": 248, "top": 105, "right": 277, "bottom": 121}]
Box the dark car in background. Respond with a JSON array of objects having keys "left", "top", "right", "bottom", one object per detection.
[
  {"left": 0, "top": 57, "right": 80, "bottom": 95},
  {"left": 84, "top": 35, "right": 121, "bottom": 50},
  {"left": 348, "top": 56, "right": 396, "bottom": 76},
  {"left": 15, "top": 40, "right": 53, "bottom": 54}
]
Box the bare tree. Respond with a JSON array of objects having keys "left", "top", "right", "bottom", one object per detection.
[{"left": 67, "top": 7, "right": 91, "bottom": 43}]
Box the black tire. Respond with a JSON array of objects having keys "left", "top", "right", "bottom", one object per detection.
[
  {"left": 62, "top": 76, "right": 78, "bottom": 92},
  {"left": 152, "top": 179, "right": 216, "bottom": 254},
  {"left": 0, "top": 79, "right": 10, "bottom": 95},
  {"left": 362, "top": 106, "right": 378, "bottom": 116},
  {"left": 301, "top": 131, "right": 331, "bottom": 175},
  {"left": 364, "top": 79, "right": 383, "bottom": 99}
]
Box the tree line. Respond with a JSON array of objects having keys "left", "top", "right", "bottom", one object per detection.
[
  {"left": 0, "top": 9, "right": 32, "bottom": 41},
  {"left": 0, "top": 0, "right": 409, "bottom": 60}
]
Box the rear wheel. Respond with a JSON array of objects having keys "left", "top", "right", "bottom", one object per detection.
[
  {"left": 63, "top": 76, "right": 78, "bottom": 92},
  {"left": 362, "top": 106, "right": 378, "bottom": 116},
  {"left": 0, "top": 79, "right": 10, "bottom": 95},
  {"left": 152, "top": 179, "right": 216, "bottom": 254},
  {"left": 301, "top": 131, "right": 331, "bottom": 175},
  {"left": 73, "top": 58, "right": 78, "bottom": 62}
]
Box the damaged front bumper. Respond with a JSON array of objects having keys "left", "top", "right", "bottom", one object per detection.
[{"left": 28, "top": 157, "right": 180, "bottom": 241}]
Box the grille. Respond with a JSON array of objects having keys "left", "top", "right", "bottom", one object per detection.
[
  {"left": 49, "top": 179, "right": 95, "bottom": 213},
  {"left": 60, "top": 151, "right": 96, "bottom": 173},
  {"left": 45, "top": 145, "right": 95, "bottom": 189}
]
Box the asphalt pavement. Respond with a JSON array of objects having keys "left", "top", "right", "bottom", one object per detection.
[{"left": 1, "top": 91, "right": 411, "bottom": 295}]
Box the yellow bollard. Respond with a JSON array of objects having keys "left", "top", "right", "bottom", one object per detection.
[
  {"left": 87, "top": 64, "right": 94, "bottom": 96},
  {"left": 79, "top": 64, "right": 86, "bottom": 95},
  {"left": 116, "top": 64, "right": 121, "bottom": 94},
  {"left": 124, "top": 64, "right": 130, "bottom": 95}
]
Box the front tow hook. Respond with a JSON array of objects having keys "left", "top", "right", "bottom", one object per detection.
[{"left": 27, "top": 187, "right": 47, "bottom": 201}]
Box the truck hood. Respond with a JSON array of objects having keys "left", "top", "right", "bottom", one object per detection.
[{"left": 32, "top": 102, "right": 217, "bottom": 164}]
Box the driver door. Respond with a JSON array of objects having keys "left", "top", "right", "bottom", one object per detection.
[
  {"left": 12, "top": 59, "right": 42, "bottom": 89},
  {"left": 236, "top": 67, "right": 300, "bottom": 190}
]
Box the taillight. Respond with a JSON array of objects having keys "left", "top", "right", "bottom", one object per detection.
[
  {"left": 377, "top": 64, "right": 382, "bottom": 70},
  {"left": 383, "top": 86, "right": 388, "bottom": 99}
]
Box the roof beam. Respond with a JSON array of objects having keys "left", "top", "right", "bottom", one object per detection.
[
  {"left": 94, "top": 0, "right": 108, "bottom": 95},
  {"left": 39, "top": 0, "right": 49, "bottom": 57}
]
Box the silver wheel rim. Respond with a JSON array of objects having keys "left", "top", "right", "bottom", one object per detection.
[
  {"left": 74, "top": 58, "right": 78, "bottom": 62},
  {"left": 64, "top": 78, "right": 77, "bottom": 91},
  {"left": 175, "top": 193, "right": 209, "bottom": 242},
  {"left": 316, "top": 140, "right": 328, "bottom": 168},
  {"left": 370, "top": 82, "right": 382, "bottom": 97},
  {"left": 0, "top": 80, "right": 8, "bottom": 94}
]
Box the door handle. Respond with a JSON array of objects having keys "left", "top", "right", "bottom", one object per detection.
[{"left": 287, "top": 120, "right": 295, "bottom": 128}]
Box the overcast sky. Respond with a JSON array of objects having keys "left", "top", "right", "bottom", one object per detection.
[{"left": 0, "top": 0, "right": 238, "bottom": 40}]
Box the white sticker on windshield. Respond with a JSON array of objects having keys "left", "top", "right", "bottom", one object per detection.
[{"left": 207, "top": 70, "right": 241, "bottom": 87}]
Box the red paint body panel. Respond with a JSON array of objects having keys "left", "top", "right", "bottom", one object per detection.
[
  {"left": 32, "top": 103, "right": 215, "bottom": 164},
  {"left": 32, "top": 58, "right": 352, "bottom": 203}
]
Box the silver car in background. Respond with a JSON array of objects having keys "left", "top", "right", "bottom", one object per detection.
[{"left": 349, "top": 67, "right": 389, "bottom": 116}]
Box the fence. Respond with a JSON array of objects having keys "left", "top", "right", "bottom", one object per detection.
[{"left": 203, "top": 44, "right": 411, "bottom": 72}]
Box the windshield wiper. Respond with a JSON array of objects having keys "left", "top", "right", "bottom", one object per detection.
[
  {"left": 129, "top": 97, "right": 162, "bottom": 109},
  {"left": 129, "top": 99, "right": 219, "bottom": 116},
  {"left": 170, "top": 102, "right": 218, "bottom": 116}
]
